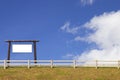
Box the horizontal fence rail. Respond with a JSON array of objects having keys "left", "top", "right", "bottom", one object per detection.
[{"left": 0, "top": 60, "right": 120, "bottom": 69}]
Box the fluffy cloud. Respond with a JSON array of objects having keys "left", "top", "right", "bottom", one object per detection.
[
  {"left": 60, "top": 22, "right": 80, "bottom": 34},
  {"left": 62, "top": 54, "right": 75, "bottom": 59},
  {"left": 74, "top": 36, "right": 85, "bottom": 41},
  {"left": 80, "top": 0, "right": 94, "bottom": 5},
  {"left": 75, "top": 10, "right": 120, "bottom": 60}
]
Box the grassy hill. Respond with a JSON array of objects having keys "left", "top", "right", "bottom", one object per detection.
[{"left": 0, "top": 67, "right": 120, "bottom": 80}]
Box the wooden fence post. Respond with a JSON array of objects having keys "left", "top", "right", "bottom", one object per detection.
[
  {"left": 96, "top": 60, "right": 98, "bottom": 69},
  {"left": 73, "top": 60, "right": 76, "bottom": 68},
  {"left": 4, "top": 60, "right": 6, "bottom": 69},
  {"left": 51, "top": 60, "right": 53, "bottom": 68},
  {"left": 28, "top": 60, "right": 30, "bottom": 69}
]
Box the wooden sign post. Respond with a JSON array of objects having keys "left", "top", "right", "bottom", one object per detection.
[{"left": 5, "top": 40, "right": 39, "bottom": 63}]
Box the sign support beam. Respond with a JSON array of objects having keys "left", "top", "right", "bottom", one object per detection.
[
  {"left": 33, "top": 41, "right": 37, "bottom": 63},
  {"left": 7, "top": 41, "right": 11, "bottom": 61}
]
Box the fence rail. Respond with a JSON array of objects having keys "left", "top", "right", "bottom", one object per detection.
[{"left": 0, "top": 60, "right": 120, "bottom": 69}]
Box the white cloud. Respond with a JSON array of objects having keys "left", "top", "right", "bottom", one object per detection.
[
  {"left": 60, "top": 22, "right": 79, "bottom": 34},
  {"left": 74, "top": 36, "right": 85, "bottom": 41},
  {"left": 75, "top": 10, "right": 120, "bottom": 60},
  {"left": 62, "top": 54, "right": 75, "bottom": 59},
  {"left": 81, "top": 0, "right": 94, "bottom": 5}
]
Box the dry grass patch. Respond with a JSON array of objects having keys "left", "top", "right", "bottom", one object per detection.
[{"left": 0, "top": 67, "right": 120, "bottom": 80}]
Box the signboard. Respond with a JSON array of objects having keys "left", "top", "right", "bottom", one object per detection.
[{"left": 12, "top": 44, "right": 32, "bottom": 53}]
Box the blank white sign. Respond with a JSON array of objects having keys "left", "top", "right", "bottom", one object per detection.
[{"left": 12, "top": 44, "right": 32, "bottom": 53}]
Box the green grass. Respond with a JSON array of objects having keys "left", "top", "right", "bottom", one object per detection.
[{"left": 0, "top": 67, "right": 120, "bottom": 80}]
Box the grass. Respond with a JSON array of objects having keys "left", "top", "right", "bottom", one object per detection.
[{"left": 0, "top": 67, "right": 120, "bottom": 80}]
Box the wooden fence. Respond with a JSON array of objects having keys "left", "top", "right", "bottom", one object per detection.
[{"left": 0, "top": 60, "right": 120, "bottom": 69}]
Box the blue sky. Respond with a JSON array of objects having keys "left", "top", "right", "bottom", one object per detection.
[{"left": 0, "top": 0, "right": 120, "bottom": 60}]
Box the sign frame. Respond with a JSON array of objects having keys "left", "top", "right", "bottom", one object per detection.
[{"left": 5, "top": 40, "right": 39, "bottom": 63}]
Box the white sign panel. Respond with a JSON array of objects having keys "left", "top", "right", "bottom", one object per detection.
[{"left": 12, "top": 44, "right": 32, "bottom": 53}]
